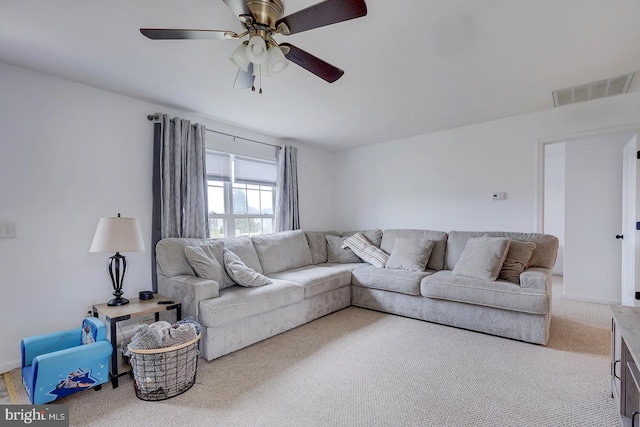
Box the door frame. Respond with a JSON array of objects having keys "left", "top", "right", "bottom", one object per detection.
[{"left": 536, "top": 123, "right": 640, "bottom": 234}]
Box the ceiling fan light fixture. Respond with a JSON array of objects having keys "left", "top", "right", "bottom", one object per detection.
[
  {"left": 268, "top": 46, "right": 289, "bottom": 73},
  {"left": 229, "top": 42, "right": 250, "bottom": 72},
  {"left": 252, "top": 62, "right": 271, "bottom": 77},
  {"left": 246, "top": 35, "right": 268, "bottom": 65}
]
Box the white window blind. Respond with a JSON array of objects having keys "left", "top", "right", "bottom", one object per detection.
[
  {"left": 234, "top": 156, "right": 277, "bottom": 186},
  {"left": 206, "top": 152, "right": 231, "bottom": 182}
]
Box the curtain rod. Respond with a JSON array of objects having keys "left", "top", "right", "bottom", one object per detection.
[{"left": 147, "top": 114, "right": 280, "bottom": 149}]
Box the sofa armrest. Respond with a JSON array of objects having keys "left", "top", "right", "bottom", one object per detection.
[
  {"left": 157, "top": 275, "right": 219, "bottom": 320},
  {"left": 520, "top": 267, "right": 553, "bottom": 292}
]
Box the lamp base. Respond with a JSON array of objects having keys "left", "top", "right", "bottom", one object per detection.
[{"left": 107, "top": 297, "right": 129, "bottom": 306}]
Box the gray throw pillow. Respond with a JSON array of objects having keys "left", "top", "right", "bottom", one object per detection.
[
  {"left": 451, "top": 237, "right": 510, "bottom": 281},
  {"left": 385, "top": 238, "right": 435, "bottom": 271},
  {"left": 498, "top": 240, "right": 537, "bottom": 284},
  {"left": 223, "top": 248, "right": 272, "bottom": 287},
  {"left": 184, "top": 245, "right": 234, "bottom": 289},
  {"left": 341, "top": 232, "right": 389, "bottom": 268},
  {"left": 305, "top": 231, "right": 341, "bottom": 264},
  {"left": 326, "top": 235, "right": 361, "bottom": 263}
]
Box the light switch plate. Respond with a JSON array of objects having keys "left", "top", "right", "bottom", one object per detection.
[{"left": 0, "top": 222, "right": 16, "bottom": 238}]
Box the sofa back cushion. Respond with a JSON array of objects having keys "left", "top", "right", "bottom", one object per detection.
[
  {"left": 305, "top": 231, "right": 341, "bottom": 264},
  {"left": 184, "top": 245, "right": 231, "bottom": 288},
  {"left": 157, "top": 236, "right": 262, "bottom": 290},
  {"left": 380, "top": 229, "right": 448, "bottom": 271},
  {"left": 326, "top": 235, "right": 362, "bottom": 263},
  {"left": 252, "top": 230, "right": 314, "bottom": 275},
  {"left": 341, "top": 229, "right": 383, "bottom": 247},
  {"left": 156, "top": 238, "right": 209, "bottom": 278},
  {"left": 445, "top": 231, "right": 559, "bottom": 270}
]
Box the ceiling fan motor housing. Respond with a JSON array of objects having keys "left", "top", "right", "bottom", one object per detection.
[{"left": 246, "top": 0, "right": 284, "bottom": 27}]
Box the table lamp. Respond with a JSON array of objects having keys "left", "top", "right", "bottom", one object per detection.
[{"left": 89, "top": 213, "right": 145, "bottom": 306}]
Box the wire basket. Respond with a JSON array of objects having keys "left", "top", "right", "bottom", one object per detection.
[{"left": 128, "top": 333, "right": 200, "bottom": 401}]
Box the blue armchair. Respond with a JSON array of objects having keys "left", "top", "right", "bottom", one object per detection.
[{"left": 21, "top": 317, "right": 112, "bottom": 404}]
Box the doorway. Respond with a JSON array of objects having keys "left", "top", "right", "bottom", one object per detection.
[{"left": 543, "top": 132, "right": 635, "bottom": 304}]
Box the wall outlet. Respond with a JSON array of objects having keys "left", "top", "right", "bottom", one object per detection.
[
  {"left": 491, "top": 192, "right": 506, "bottom": 201},
  {"left": 0, "top": 222, "right": 15, "bottom": 238}
]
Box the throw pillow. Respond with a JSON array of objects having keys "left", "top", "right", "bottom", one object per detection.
[
  {"left": 498, "top": 240, "right": 537, "bottom": 284},
  {"left": 326, "top": 235, "right": 361, "bottom": 263},
  {"left": 451, "top": 237, "right": 511, "bottom": 281},
  {"left": 223, "top": 248, "right": 272, "bottom": 287},
  {"left": 341, "top": 232, "right": 390, "bottom": 268},
  {"left": 385, "top": 238, "right": 435, "bottom": 271},
  {"left": 184, "top": 245, "right": 235, "bottom": 289}
]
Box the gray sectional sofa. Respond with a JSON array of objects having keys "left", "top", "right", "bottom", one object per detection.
[{"left": 155, "top": 229, "right": 558, "bottom": 361}]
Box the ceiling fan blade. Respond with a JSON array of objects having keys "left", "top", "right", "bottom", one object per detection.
[
  {"left": 276, "top": 0, "right": 367, "bottom": 35},
  {"left": 280, "top": 43, "right": 344, "bottom": 83},
  {"left": 222, "top": 0, "right": 255, "bottom": 22},
  {"left": 140, "top": 28, "right": 235, "bottom": 40},
  {"left": 233, "top": 64, "right": 255, "bottom": 89}
]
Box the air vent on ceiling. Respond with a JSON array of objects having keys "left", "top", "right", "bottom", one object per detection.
[{"left": 552, "top": 72, "right": 635, "bottom": 107}]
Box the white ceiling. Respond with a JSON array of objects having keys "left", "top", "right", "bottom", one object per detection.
[{"left": 1, "top": 0, "right": 640, "bottom": 151}]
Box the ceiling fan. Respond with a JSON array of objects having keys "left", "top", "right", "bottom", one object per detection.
[{"left": 140, "top": 0, "right": 368, "bottom": 92}]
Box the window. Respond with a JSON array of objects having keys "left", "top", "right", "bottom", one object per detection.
[{"left": 206, "top": 151, "right": 276, "bottom": 237}]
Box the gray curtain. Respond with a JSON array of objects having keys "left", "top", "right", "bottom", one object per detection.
[
  {"left": 151, "top": 114, "right": 209, "bottom": 290},
  {"left": 275, "top": 145, "right": 300, "bottom": 231}
]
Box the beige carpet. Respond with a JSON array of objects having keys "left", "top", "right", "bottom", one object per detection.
[{"left": 6, "top": 279, "right": 621, "bottom": 426}]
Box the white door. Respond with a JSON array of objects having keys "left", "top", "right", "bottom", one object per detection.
[{"left": 621, "top": 134, "right": 640, "bottom": 306}]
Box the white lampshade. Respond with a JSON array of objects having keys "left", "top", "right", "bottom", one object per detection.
[
  {"left": 246, "top": 35, "right": 268, "bottom": 65},
  {"left": 229, "top": 42, "right": 250, "bottom": 72},
  {"left": 89, "top": 216, "right": 145, "bottom": 253},
  {"left": 267, "top": 46, "right": 289, "bottom": 73},
  {"left": 252, "top": 62, "right": 271, "bottom": 77}
]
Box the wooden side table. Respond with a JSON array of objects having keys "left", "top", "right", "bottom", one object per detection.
[
  {"left": 92, "top": 295, "right": 181, "bottom": 388},
  {"left": 611, "top": 305, "right": 640, "bottom": 427}
]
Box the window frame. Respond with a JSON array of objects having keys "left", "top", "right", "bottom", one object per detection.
[{"left": 206, "top": 151, "right": 276, "bottom": 238}]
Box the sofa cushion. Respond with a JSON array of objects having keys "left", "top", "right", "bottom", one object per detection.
[
  {"left": 342, "top": 232, "right": 389, "bottom": 268},
  {"left": 341, "top": 229, "right": 383, "bottom": 247},
  {"left": 323, "top": 262, "right": 370, "bottom": 272},
  {"left": 268, "top": 265, "right": 352, "bottom": 299},
  {"left": 184, "top": 245, "right": 231, "bottom": 289},
  {"left": 184, "top": 236, "right": 263, "bottom": 290},
  {"left": 198, "top": 279, "right": 304, "bottom": 328},
  {"left": 252, "top": 230, "right": 313, "bottom": 275},
  {"left": 380, "top": 230, "right": 448, "bottom": 271},
  {"left": 498, "top": 240, "right": 537, "bottom": 284},
  {"left": 385, "top": 238, "right": 435, "bottom": 271},
  {"left": 451, "top": 237, "right": 510, "bottom": 281},
  {"left": 326, "top": 235, "right": 361, "bottom": 263},
  {"left": 352, "top": 266, "right": 434, "bottom": 296},
  {"left": 223, "top": 248, "right": 272, "bottom": 287},
  {"left": 445, "top": 231, "right": 559, "bottom": 270},
  {"left": 422, "top": 270, "right": 550, "bottom": 314},
  {"left": 305, "top": 231, "right": 341, "bottom": 264},
  {"left": 156, "top": 237, "right": 209, "bottom": 278}
]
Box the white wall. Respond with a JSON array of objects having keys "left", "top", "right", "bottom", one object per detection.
[
  {"left": 543, "top": 143, "right": 565, "bottom": 275},
  {"left": 0, "top": 61, "right": 334, "bottom": 372},
  {"left": 332, "top": 91, "right": 640, "bottom": 299},
  {"left": 563, "top": 134, "right": 631, "bottom": 303}
]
